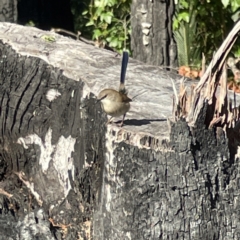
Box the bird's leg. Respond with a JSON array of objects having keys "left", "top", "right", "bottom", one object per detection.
[
  {"left": 106, "top": 117, "right": 113, "bottom": 125},
  {"left": 119, "top": 114, "right": 126, "bottom": 127}
]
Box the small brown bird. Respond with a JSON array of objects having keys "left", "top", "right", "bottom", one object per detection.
[{"left": 97, "top": 51, "right": 131, "bottom": 127}]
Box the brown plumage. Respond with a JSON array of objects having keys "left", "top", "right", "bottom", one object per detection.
[
  {"left": 97, "top": 88, "right": 131, "bottom": 126},
  {"left": 97, "top": 51, "right": 131, "bottom": 126}
]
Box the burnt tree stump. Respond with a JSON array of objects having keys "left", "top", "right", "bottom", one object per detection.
[{"left": 0, "top": 22, "right": 239, "bottom": 240}]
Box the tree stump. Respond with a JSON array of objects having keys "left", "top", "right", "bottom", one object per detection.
[{"left": 0, "top": 22, "right": 240, "bottom": 240}]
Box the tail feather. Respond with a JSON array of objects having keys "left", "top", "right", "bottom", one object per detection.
[{"left": 119, "top": 51, "right": 129, "bottom": 93}]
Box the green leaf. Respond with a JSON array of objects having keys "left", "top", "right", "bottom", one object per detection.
[
  {"left": 41, "top": 35, "right": 56, "bottom": 42},
  {"left": 82, "top": 10, "right": 88, "bottom": 15},
  {"left": 173, "top": 18, "right": 179, "bottom": 30},
  {"left": 109, "top": 38, "right": 119, "bottom": 47},
  {"left": 26, "top": 20, "right": 35, "bottom": 27},
  {"left": 86, "top": 20, "right": 94, "bottom": 26},
  {"left": 231, "top": 0, "right": 240, "bottom": 12},
  {"left": 93, "top": 29, "right": 102, "bottom": 39},
  {"left": 95, "top": 7, "right": 104, "bottom": 17},
  {"left": 108, "top": 0, "right": 117, "bottom": 7},
  {"left": 180, "top": 0, "right": 189, "bottom": 9},
  {"left": 233, "top": 46, "right": 240, "bottom": 57},
  {"left": 106, "top": 36, "right": 112, "bottom": 42},
  {"left": 221, "top": 0, "right": 230, "bottom": 8},
  {"left": 103, "top": 12, "right": 113, "bottom": 24},
  {"left": 178, "top": 11, "right": 190, "bottom": 23},
  {"left": 94, "top": 0, "right": 101, "bottom": 7}
]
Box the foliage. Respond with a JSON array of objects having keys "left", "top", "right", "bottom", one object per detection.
[
  {"left": 173, "top": 1, "right": 200, "bottom": 67},
  {"left": 221, "top": 0, "right": 240, "bottom": 12},
  {"left": 71, "top": 0, "right": 240, "bottom": 63},
  {"left": 71, "top": 0, "right": 131, "bottom": 53},
  {"left": 173, "top": 0, "right": 240, "bottom": 67},
  {"left": 25, "top": 21, "right": 36, "bottom": 27},
  {"left": 71, "top": 0, "right": 92, "bottom": 39}
]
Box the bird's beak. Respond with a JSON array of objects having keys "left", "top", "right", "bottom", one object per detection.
[
  {"left": 96, "top": 97, "right": 103, "bottom": 104},
  {"left": 96, "top": 94, "right": 107, "bottom": 104}
]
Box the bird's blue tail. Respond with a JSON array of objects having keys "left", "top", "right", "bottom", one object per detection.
[{"left": 119, "top": 51, "right": 129, "bottom": 93}]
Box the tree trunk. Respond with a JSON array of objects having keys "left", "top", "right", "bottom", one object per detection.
[
  {"left": 0, "top": 0, "right": 17, "bottom": 22},
  {"left": 131, "top": 0, "right": 177, "bottom": 68},
  {"left": 0, "top": 22, "right": 239, "bottom": 240}
]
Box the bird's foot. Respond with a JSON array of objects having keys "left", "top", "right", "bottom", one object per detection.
[
  {"left": 118, "top": 120, "right": 124, "bottom": 127},
  {"left": 106, "top": 117, "right": 113, "bottom": 126}
]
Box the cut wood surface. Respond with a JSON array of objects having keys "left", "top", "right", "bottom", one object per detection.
[{"left": 0, "top": 23, "right": 186, "bottom": 143}]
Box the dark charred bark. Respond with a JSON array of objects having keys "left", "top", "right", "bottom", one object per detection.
[{"left": 0, "top": 35, "right": 105, "bottom": 239}]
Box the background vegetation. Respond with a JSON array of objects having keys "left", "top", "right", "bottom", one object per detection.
[
  {"left": 71, "top": 0, "right": 131, "bottom": 53},
  {"left": 173, "top": 0, "right": 240, "bottom": 68},
  {"left": 70, "top": 0, "right": 240, "bottom": 67}
]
